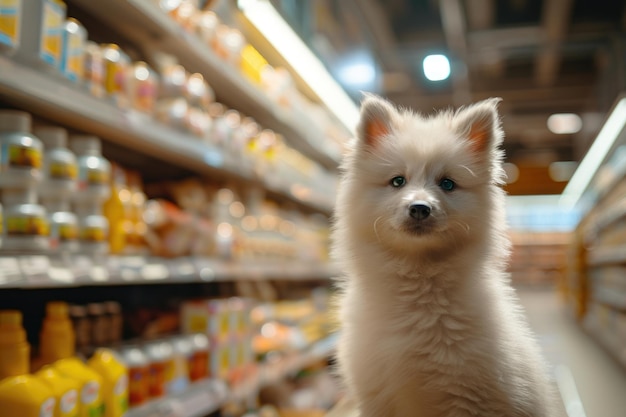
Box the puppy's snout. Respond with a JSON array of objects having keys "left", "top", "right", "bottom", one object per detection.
[{"left": 409, "top": 202, "right": 431, "bottom": 221}]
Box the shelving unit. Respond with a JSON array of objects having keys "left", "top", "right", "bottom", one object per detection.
[
  {"left": 0, "top": 56, "right": 335, "bottom": 215},
  {"left": 0, "top": 1, "right": 343, "bottom": 416},
  {"left": 69, "top": 0, "right": 343, "bottom": 170},
  {"left": 564, "top": 95, "right": 626, "bottom": 370},
  {"left": 124, "top": 334, "right": 338, "bottom": 417}
]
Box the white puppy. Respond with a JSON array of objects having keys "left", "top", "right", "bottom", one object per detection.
[{"left": 332, "top": 95, "right": 565, "bottom": 417}]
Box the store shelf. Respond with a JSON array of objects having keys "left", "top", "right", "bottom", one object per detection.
[
  {"left": 70, "top": 0, "right": 343, "bottom": 170},
  {"left": 583, "top": 313, "right": 626, "bottom": 371},
  {"left": 0, "top": 55, "right": 333, "bottom": 215},
  {"left": 592, "top": 286, "right": 626, "bottom": 312},
  {"left": 125, "top": 334, "right": 338, "bottom": 417},
  {"left": 0, "top": 254, "right": 338, "bottom": 288},
  {"left": 126, "top": 378, "right": 229, "bottom": 417},
  {"left": 587, "top": 244, "right": 626, "bottom": 266}
]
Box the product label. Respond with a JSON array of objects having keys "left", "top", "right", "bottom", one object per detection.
[
  {"left": 188, "top": 314, "right": 207, "bottom": 333},
  {"left": 40, "top": 0, "right": 64, "bottom": 66},
  {"left": 40, "top": 397, "right": 55, "bottom": 417},
  {"left": 79, "top": 225, "right": 106, "bottom": 242},
  {"left": 0, "top": 0, "right": 20, "bottom": 48},
  {"left": 58, "top": 223, "right": 78, "bottom": 241},
  {"left": 128, "top": 366, "right": 149, "bottom": 406},
  {"left": 114, "top": 374, "right": 128, "bottom": 396},
  {"left": 7, "top": 215, "right": 49, "bottom": 236},
  {"left": 60, "top": 389, "right": 78, "bottom": 416},
  {"left": 189, "top": 351, "right": 209, "bottom": 381},
  {"left": 61, "top": 29, "right": 85, "bottom": 82},
  {"left": 149, "top": 361, "right": 167, "bottom": 397},
  {"left": 78, "top": 166, "right": 109, "bottom": 187},
  {"left": 81, "top": 381, "right": 99, "bottom": 406},
  {"left": 49, "top": 160, "right": 78, "bottom": 180},
  {"left": 1, "top": 143, "right": 42, "bottom": 169}
]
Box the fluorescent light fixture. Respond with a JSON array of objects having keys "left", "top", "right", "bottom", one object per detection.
[
  {"left": 423, "top": 54, "right": 450, "bottom": 81},
  {"left": 560, "top": 97, "right": 626, "bottom": 208},
  {"left": 336, "top": 54, "right": 377, "bottom": 89},
  {"left": 547, "top": 113, "right": 582, "bottom": 134},
  {"left": 238, "top": 0, "right": 360, "bottom": 134}
]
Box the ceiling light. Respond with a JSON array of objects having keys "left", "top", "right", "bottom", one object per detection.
[
  {"left": 423, "top": 54, "right": 450, "bottom": 81},
  {"left": 547, "top": 113, "right": 583, "bottom": 134},
  {"left": 238, "top": 0, "right": 359, "bottom": 134},
  {"left": 336, "top": 53, "right": 377, "bottom": 90},
  {"left": 503, "top": 163, "right": 519, "bottom": 184},
  {"left": 560, "top": 97, "right": 626, "bottom": 208}
]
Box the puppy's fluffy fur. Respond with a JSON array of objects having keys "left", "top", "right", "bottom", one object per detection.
[{"left": 332, "top": 96, "right": 564, "bottom": 417}]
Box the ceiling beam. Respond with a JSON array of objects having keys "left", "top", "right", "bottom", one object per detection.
[
  {"left": 464, "top": 0, "right": 494, "bottom": 30},
  {"left": 534, "top": 0, "right": 575, "bottom": 87},
  {"left": 439, "top": 0, "right": 472, "bottom": 105}
]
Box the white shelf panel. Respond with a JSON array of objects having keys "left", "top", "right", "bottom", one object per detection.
[
  {"left": 0, "top": 254, "right": 338, "bottom": 288},
  {"left": 70, "top": 0, "right": 343, "bottom": 169},
  {"left": 0, "top": 56, "right": 333, "bottom": 214}
]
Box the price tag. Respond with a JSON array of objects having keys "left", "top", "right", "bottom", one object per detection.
[
  {"left": 48, "top": 256, "right": 74, "bottom": 284},
  {"left": 20, "top": 256, "right": 51, "bottom": 285},
  {"left": 0, "top": 257, "right": 23, "bottom": 286},
  {"left": 169, "top": 259, "right": 196, "bottom": 281},
  {"left": 71, "top": 255, "right": 93, "bottom": 282},
  {"left": 142, "top": 263, "right": 169, "bottom": 281},
  {"left": 119, "top": 256, "right": 145, "bottom": 281}
]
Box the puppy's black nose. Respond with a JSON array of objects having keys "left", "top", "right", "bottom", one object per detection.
[{"left": 409, "top": 202, "right": 431, "bottom": 220}]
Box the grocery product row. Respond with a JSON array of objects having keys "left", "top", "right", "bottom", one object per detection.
[
  {"left": 0, "top": 110, "right": 332, "bottom": 269},
  {"left": 0, "top": 0, "right": 346, "bottom": 170},
  {"left": 0, "top": 287, "right": 338, "bottom": 417}
]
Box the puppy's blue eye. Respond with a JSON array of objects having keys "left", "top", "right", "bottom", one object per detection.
[
  {"left": 439, "top": 178, "right": 456, "bottom": 191},
  {"left": 390, "top": 176, "right": 406, "bottom": 188}
]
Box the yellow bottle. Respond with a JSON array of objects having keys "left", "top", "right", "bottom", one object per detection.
[
  {"left": 0, "top": 310, "right": 56, "bottom": 417},
  {"left": 36, "top": 366, "right": 80, "bottom": 417},
  {"left": 103, "top": 164, "right": 132, "bottom": 254},
  {"left": 40, "top": 302, "right": 75, "bottom": 364},
  {"left": 87, "top": 349, "right": 128, "bottom": 417},
  {"left": 54, "top": 358, "right": 104, "bottom": 417},
  {"left": 40, "top": 302, "right": 104, "bottom": 417}
]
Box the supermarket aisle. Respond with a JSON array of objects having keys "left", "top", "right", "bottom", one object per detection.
[{"left": 517, "top": 287, "right": 626, "bottom": 417}]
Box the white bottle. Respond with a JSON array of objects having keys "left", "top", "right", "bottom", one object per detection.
[
  {"left": 0, "top": 110, "right": 43, "bottom": 188},
  {"left": 34, "top": 126, "right": 77, "bottom": 200},
  {"left": 70, "top": 135, "right": 111, "bottom": 206},
  {"left": 43, "top": 198, "right": 78, "bottom": 253},
  {"left": 1, "top": 188, "right": 49, "bottom": 252}
]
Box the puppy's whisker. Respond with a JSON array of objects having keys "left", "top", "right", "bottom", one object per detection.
[
  {"left": 459, "top": 164, "right": 477, "bottom": 177},
  {"left": 373, "top": 216, "right": 383, "bottom": 243}
]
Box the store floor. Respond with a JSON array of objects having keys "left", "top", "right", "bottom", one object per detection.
[{"left": 517, "top": 286, "right": 626, "bottom": 417}]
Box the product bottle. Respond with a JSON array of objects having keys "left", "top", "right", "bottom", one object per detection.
[
  {"left": 39, "top": 302, "right": 75, "bottom": 365},
  {"left": 60, "top": 18, "right": 87, "bottom": 83},
  {"left": 0, "top": 110, "right": 43, "bottom": 188},
  {"left": 44, "top": 199, "right": 79, "bottom": 253},
  {"left": 36, "top": 366, "right": 80, "bottom": 417},
  {"left": 88, "top": 349, "right": 129, "bottom": 417},
  {"left": 35, "top": 126, "right": 78, "bottom": 198},
  {"left": 102, "top": 164, "right": 131, "bottom": 255},
  {"left": 40, "top": 302, "right": 105, "bottom": 417},
  {"left": 0, "top": 310, "right": 56, "bottom": 417},
  {"left": 1, "top": 188, "right": 50, "bottom": 252}
]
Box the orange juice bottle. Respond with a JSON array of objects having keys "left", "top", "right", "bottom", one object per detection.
[
  {"left": 88, "top": 349, "right": 128, "bottom": 417},
  {"left": 39, "top": 302, "right": 104, "bottom": 417},
  {"left": 0, "top": 310, "right": 56, "bottom": 417}
]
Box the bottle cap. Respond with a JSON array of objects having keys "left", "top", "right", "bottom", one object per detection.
[
  {"left": 46, "top": 301, "right": 69, "bottom": 319},
  {"left": 0, "top": 111, "right": 32, "bottom": 133},
  {"left": 34, "top": 126, "right": 68, "bottom": 149},
  {"left": 70, "top": 135, "right": 102, "bottom": 155}
]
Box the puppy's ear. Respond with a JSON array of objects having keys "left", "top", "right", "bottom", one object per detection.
[
  {"left": 453, "top": 98, "right": 503, "bottom": 153},
  {"left": 356, "top": 94, "right": 399, "bottom": 149}
]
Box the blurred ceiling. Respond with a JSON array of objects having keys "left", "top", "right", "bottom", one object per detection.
[{"left": 273, "top": 0, "right": 626, "bottom": 195}]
